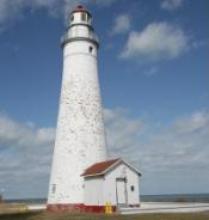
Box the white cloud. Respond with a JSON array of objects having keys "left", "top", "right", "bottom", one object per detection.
[
  {"left": 0, "top": 0, "right": 118, "bottom": 31},
  {"left": 0, "top": 113, "right": 55, "bottom": 148},
  {"left": 174, "top": 111, "right": 209, "bottom": 134},
  {"left": 111, "top": 14, "right": 131, "bottom": 35},
  {"left": 161, "top": 0, "right": 184, "bottom": 11},
  {"left": 1, "top": 109, "right": 209, "bottom": 197},
  {"left": 104, "top": 108, "right": 144, "bottom": 157},
  {"left": 121, "top": 22, "right": 188, "bottom": 61},
  {"left": 104, "top": 109, "right": 209, "bottom": 171},
  {"left": 106, "top": 109, "right": 209, "bottom": 194},
  {"left": 146, "top": 111, "right": 209, "bottom": 170},
  {"left": 0, "top": 0, "right": 59, "bottom": 29},
  {"left": 0, "top": 113, "right": 55, "bottom": 198}
]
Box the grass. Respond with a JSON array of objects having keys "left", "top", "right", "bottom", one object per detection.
[
  {"left": 0, "top": 211, "right": 209, "bottom": 220},
  {"left": 0, "top": 203, "right": 28, "bottom": 215}
]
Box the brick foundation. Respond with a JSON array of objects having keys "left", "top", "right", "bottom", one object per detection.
[{"left": 47, "top": 204, "right": 117, "bottom": 213}]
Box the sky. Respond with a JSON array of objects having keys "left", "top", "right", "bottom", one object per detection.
[{"left": 0, "top": 0, "right": 209, "bottom": 199}]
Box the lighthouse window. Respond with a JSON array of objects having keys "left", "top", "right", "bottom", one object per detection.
[
  {"left": 52, "top": 184, "right": 56, "bottom": 194},
  {"left": 89, "top": 46, "right": 93, "bottom": 53},
  {"left": 71, "top": 15, "right": 74, "bottom": 21},
  {"left": 131, "top": 185, "right": 135, "bottom": 192},
  {"left": 81, "top": 12, "right": 86, "bottom": 21}
]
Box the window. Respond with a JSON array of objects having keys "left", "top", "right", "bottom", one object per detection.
[
  {"left": 89, "top": 46, "right": 93, "bottom": 53},
  {"left": 81, "top": 13, "right": 86, "bottom": 21},
  {"left": 131, "top": 185, "right": 135, "bottom": 192},
  {"left": 87, "top": 14, "right": 91, "bottom": 22},
  {"left": 71, "top": 15, "right": 74, "bottom": 21},
  {"left": 52, "top": 184, "right": 56, "bottom": 194}
]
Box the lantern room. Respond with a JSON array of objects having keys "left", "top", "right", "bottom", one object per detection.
[{"left": 69, "top": 5, "right": 92, "bottom": 26}]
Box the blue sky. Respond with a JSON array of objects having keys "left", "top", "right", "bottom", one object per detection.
[{"left": 0, "top": 0, "right": 209, "bottom": 199}]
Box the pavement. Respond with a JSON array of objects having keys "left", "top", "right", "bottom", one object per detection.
[
  {"left": 119, "top": 202, "right": 209, "bottom": 214},
  {"left": 27, "top": 204, "right": 46, "bottom": 211}
]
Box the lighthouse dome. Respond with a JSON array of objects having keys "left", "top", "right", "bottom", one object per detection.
[
  {"left": 69, "top": 5, "right": 92, "bottom": 27},
  {"left": 61, "top": 5, "right": 99, "bottom": 48}
]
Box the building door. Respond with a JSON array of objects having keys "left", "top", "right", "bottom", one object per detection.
[{"left": 116, "top": 177, "right": 128, "bottom": 207}]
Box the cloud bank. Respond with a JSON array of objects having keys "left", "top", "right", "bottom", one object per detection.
[
  {"left": 0, "top": 113, "right": 55, "bottom": 198},
  {"left": 1, "top": 108, "right": 209, "bottom": 198},
  {"left": 0, "top": 0, "right": 118, "bottom": 31}
]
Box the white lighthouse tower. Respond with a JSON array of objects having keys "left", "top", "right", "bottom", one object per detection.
[{"left": 47, "top": 5, "right": 107, "bottom": 210}]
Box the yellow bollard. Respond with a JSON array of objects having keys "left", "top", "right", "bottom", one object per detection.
[
  {"left": 107, "top": 202, "right": 110, "bottom": 214},
  {"left": 105, "top": 202, "right": 113, "bottom": 214},
  {"left": 108, "top": 202, "right": 113, "bottom": 214},
  {"left": 105, "top": 202, "right": 109, "bottom": 214}
]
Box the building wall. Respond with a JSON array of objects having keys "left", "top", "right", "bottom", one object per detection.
[
  {"left": 84, "top": 163, "right": 140, "bottom": 206},
  {"left": 103, "top": 163, "right": 140, "bottom": 206},
  {"left": 84, "top": 177, "right": 104, "bottom": 206}
]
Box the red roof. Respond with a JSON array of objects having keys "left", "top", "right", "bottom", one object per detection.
[
  {"left": 72, "top": 5, "right": 91, "bottom": 15},
  {"left": 81, "top": 158, "right": 120, "bottom": 177}
]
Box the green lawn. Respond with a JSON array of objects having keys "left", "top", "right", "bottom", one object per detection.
[{"left": 0, "top": 212, "right": 209, "bottom": 220}]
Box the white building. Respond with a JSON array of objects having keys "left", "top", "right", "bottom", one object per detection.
[{"left": 82, "top": 158, "right": 141, "bottom": 212}]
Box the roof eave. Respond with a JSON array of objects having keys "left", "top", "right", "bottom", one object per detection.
[
  {"left": 82, "top": 172, "right": 104, "bottom": 178},
  {"left": 81, "top": 158, "right": 142, "bottom": 177}
]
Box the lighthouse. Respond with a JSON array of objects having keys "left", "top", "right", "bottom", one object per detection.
[
  {"left": 47, "top": 5, "right": 107, "bottom": 210},
  {"left": 47, "top": 5, "right": 141, "bottom": 213}
]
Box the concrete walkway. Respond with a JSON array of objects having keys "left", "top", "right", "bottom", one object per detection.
[
  {"left": 120, "top": 202, "right": 209, "bottom": 214},
  {"left": 27, "top": 202, "right": 209, "bottom": 214},
  {"left": 27, "top": 204, "right": 46, "bottom": 211}
]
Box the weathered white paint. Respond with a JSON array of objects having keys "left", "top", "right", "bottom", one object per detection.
[
  {"left": 84, "top": 177, "right": 104, "bottom": 206},
  {"left": 48, "top": 7, "right": 107, "bottom": 205},
  {"left": 84, "top": 162, "right": 140, "bottom": 206},
  {"left": 104, "top": 163, "right": 140, "bottom": 206}
]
